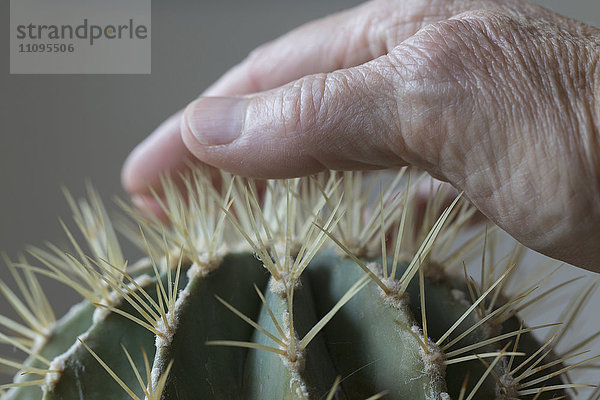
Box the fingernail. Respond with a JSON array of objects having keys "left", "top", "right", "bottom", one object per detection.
[{"left": 184, "top": 97, "right": 247, "bottom": 146}]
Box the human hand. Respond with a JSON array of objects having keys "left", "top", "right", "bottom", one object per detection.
[{"left": 121, "top": 0, "right": 600, "bottom": 272}]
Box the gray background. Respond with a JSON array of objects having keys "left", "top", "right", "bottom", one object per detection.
[{"left": 1, "top": 0, "right": 599, "bottom": 394}]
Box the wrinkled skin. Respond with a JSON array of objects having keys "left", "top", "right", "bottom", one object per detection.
[{"left": 122, "top": 0, "right": 600, "bottom": 272}]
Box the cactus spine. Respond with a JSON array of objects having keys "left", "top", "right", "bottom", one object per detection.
[{"left": 0, "top": 169, "right": 597, "bottom": 399}]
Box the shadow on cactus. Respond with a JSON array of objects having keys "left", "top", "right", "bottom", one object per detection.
[{"left": 0, "top": 169, "right": 598, "bottom": 399}]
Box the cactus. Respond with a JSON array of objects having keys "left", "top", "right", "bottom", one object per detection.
[{"left": 0, "top": 169, "right": 597, "bottom": 399}]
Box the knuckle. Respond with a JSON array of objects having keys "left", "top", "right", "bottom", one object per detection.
[
  {"left": 388, "top": 7, "right": 521, "bottom": 104},
  {"left": 296, "top": 73, "right": 335, "bottom": 138},
  {"left": 281, "top": 70, "right": 360, "bottom": 141},
  {"left": 385, "top": 15, "right": 497, "bottom": 167},
  {"left": 277, "top": 75, "right": 325, "bottom": 139},
  {"left": 387, "top": 19, "right": 476, "bottom": 106}
]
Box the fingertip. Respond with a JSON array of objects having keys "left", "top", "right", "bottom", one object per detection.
[
  {"left": 180, "top": 96, "right": 255, "bottom": 175},
  {"left": 180, "top": 103, "right": 196, "bottom": 148},
  {"left": 121, "top": 139, "right": 150, "bottom": 194},
  {"left": 121, "top": 148, "right": 139, "bottom": 194},
  {"left": 180, "top": 100, "right": 203, "bottom": 160},
  {"left": 121, "top": 110, "right": 191, "bottom": 195},
  {"left": 179, "top": 94, "right": 317, "bottom": 178}
]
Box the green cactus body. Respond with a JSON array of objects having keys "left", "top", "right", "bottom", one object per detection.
[
  {"left": 152, "top": 253, "right": 269, "bottom": 399},
  {"left": 45, "top": 274, "right": 165, "bottom": 400},
  {"left": 0, "top": 170, "right": 595, "bottom": 399},
  {"left": 8, "top": 300, "right": 95, "bottom": 400},
  {"left": 307, "top": 253, "right": 447, "bottom": 399}
]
